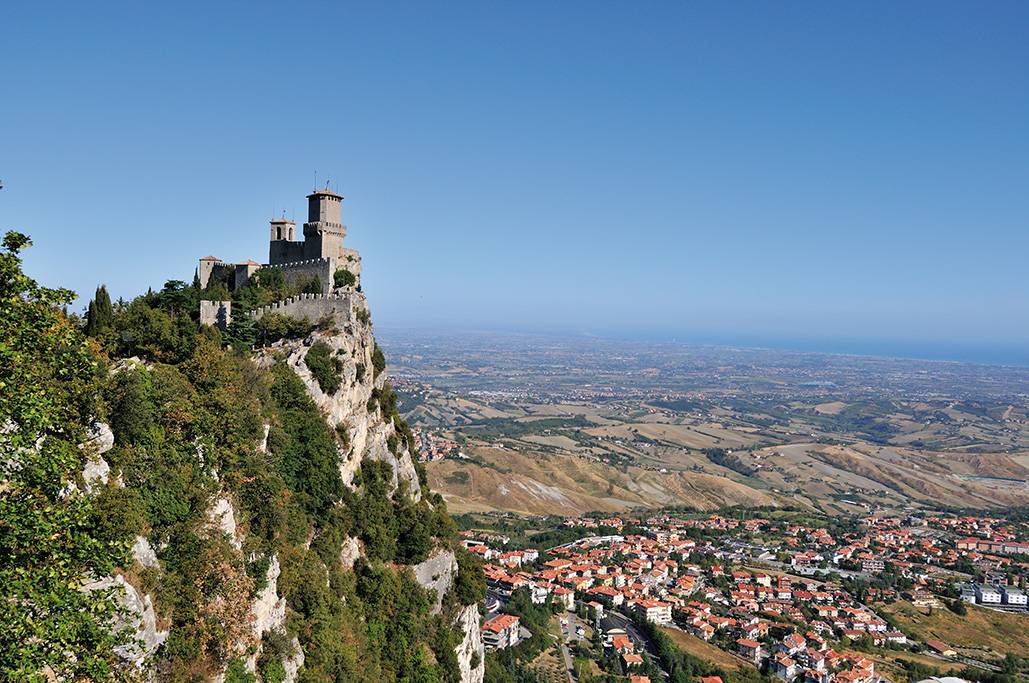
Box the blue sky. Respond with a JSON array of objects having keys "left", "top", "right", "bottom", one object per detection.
[{"left": 3, "top": 2, "right": 1028, "bottom": 362}]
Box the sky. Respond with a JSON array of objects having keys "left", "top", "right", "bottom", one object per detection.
[{"left": 2, "top": 2, "right": 1028, "bottom": 364}]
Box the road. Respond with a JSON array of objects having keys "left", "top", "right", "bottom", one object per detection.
[
  {"left": 601, "top": 610, "right": 668, "bottom": 678},
  {"left": 556, "top": 614, "right": 577, "bottom": 683}
]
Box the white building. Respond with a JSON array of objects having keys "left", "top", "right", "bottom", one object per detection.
[
  {"left": 975, "top": 584, "right": 1002, "bottom": 605},
  {"left": 482, "top": 614, "right": 521, "bottom": 650},
  {"left": 1001, "top": 586, "right": 1027, "bottom": 606}
]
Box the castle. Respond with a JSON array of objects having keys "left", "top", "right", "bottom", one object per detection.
[{"left": 197, "top": 186, "right": 363, "bottom": 329}]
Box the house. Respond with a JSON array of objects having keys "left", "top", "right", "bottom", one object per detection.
[
  {"left": 611, "top": 634, "right": 635, "bottom": 654},
  {"left": 692, "top": 622, "right": 715, "bottom": 641},
  {"left": 779, "top": 633, "right": 806, "bottom": 655},
  {"left": 552, "top": 586, "right": 575, "bottom": 611},
  {"left": 803, "top": 669, "right": 830, "bottom": 683},
  {"left": 622, "top": 653, "right": 644, "bottom": 669},
  {"left": 628, "top": 677, "right": 651, "bottom": 683},
  {"left": 925, "top": 639, "right": 956, "bottom": 657},
  {"left": 700, "top": 677, "right": 724, "bottom": 683},
  {"left": 772, "top": 653, "right": 798, "bottom": 681},
  {"left": 736, "top": 638, "right": 763, "bottom": 664},
  {"left": 632, "top": 599, "right": 672, "bottom": 625},
  {"left": 482, "top": 614, "right": 521, "bottom": 650}
]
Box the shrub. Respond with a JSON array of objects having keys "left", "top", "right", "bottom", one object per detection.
[
  {"left": 305, "top": 341, "right": 343, "bottom": 394},
  {"left": 356, "top": 307, "right": 371, "bottom": 325},
  {"left": 256, "top": 313, "right": 315, "bottom": 344},
  {"left": 372, "top": 343, "right": 386, "bottom": 379},
  {"left": 333, "top": 268, "right": 356, "bottom": 288},
  {"left": 454, "top": 549, "right": 487, "bottom": 606}
]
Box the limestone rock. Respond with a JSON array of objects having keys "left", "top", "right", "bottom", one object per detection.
[
  {"left": 283, "top": 636, "right": 305, "bottom": 683},
  {"left": 132, "top": 535, "right": 160, "bottom": 569},
  {"left": 82, "top": 574, "right": 167, "bottom": 667},
  {"left": 412, "top": 548, "right": 457, "bottom": 614},
  {"left": 206, "top": 495, "right": 242, "bottom": 550},
  {"left": 251, "top": 555, "right": 287, "bottom": 637},
  {"left": 339, "top": 535, "right": 362, "bottom": 571},
  {"left": 454, "top": 603, "right": 484, "bottom": 683},
  {"left": 263, "top": 318, "right": 422, "bottom": 503}
]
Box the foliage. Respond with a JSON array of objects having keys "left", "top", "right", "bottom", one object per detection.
[
  {"left": 3, "top": 232, "right": 465, "bottom": 680},
  {"left": 305, "top": 340, "right": 343, "bottom": 394},
  {"left": 85, "top": 284, "right": 116, "bottom": 349},
  {"left": 254, "top": 312, "right": 314, "bottom": 345},
  {"left": 334, "top": 268, "right": 357, "bottom": 288},
  {"left": 372, "top": 342, "right": 386, "bottom": 378},
  {"left": 454, "top": 548, "right": 487, "bottom": 606},
  {"left": 267, "top": 363, "right": 345, "bottom": 519},
  {"left": 0, "top": 232, "right": 127, "bottom": 680}
]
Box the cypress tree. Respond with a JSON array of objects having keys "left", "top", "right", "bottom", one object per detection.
[{"left": 84, "top": 285, "right": 113, "bottom": 337}]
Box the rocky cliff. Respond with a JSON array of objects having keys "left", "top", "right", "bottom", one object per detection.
[{"left": 78, "top": 287, "right": 483, "bottom": 681}]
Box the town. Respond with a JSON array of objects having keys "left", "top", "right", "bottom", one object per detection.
[{"left": 458, "top": 508, "right": 1029, "bottom": 683}]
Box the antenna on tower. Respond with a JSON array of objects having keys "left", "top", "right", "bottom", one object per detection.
[{"left": 314, "top": 170, "right": 318, "bottom": 191}]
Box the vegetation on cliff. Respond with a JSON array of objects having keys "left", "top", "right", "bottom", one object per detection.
[
  {"left": 0, "top": 232, "right": 128, "bottom": 680},
  {"left": 0, "top": 232, "right": 485, "bottom": 681}
]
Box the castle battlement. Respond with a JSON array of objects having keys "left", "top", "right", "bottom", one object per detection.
[{"left": 260, "top": 258, "right": 332, "bottom": 269}]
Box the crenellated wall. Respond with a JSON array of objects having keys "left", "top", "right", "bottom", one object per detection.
[
  {"left": 251, "top": 291, "right": 360, "bottom": 327},
  {"left": 258, "top": 258, "right": 333, "bottom": 295}
]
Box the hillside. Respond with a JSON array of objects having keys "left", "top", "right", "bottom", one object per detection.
[
  {"left": 427, "top": 446, "right": 777, "bottom": 515},
  {"left": 0, "top": 232, "right": 486, "bottom": 682},
  {"left": 407, "top": 380, "right": 1029, "bottom": 514}
]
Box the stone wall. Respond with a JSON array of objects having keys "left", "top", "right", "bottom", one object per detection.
[
  {"left": 269, "top": 239, "right": 306, "bottom": 266},
  {"left": 251, "top": 292, "right": 357, "bottom": 327},
  {"left": 260, "top": 258, "right": 333, "bottom": 295},
  {"left": 200, "top": 299, "right": 232, "bottom": 330}
]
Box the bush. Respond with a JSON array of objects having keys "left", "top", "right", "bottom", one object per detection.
[
  {"left": 256, "top": 313, "right": 315, "bottom": 344},
  {"left": 372, "top": 344, "right": 386, "bottom": 378},
  {"left": 305, "top": 341, "right": 343, "bottom": 394},
  {"left": 454, "top": 549, "right": 487, "bottom": 606},
  {"left": 333, "top": 268, "right": 356, "bottom": 288}
]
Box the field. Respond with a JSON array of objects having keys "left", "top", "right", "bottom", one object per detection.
[
  {"left": 659, "top": 627, "right": 753, "bottom": 672},
  {"left": 387, "top": 331, "right": 1029, "bottom": 516},
  {"left": 881, "top": 601, "right": 1029, "bottom": 660}
]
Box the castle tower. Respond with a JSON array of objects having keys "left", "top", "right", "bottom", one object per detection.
[
  {"left": 303, "top": 187, "right": 346, "bottom": 260},
  {"left": 268, "top": 217, "right": 303, "bottom": 264},
  {"left": 270, "top": 217, "right": 295, "bottom": 242}
]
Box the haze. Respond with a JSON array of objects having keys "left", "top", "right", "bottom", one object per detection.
[{"left": 2, "top": 2, "right": 1027, "bottom": 363}]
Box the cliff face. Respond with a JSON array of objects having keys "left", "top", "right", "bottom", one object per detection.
[
  {"left": 86, "top": 287, "right": 483, "bottom": 682},
  {"left": 259, "top": 292, "right": 421, "bottom": 499}
]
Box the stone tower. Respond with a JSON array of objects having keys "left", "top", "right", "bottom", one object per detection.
[{"left": 303, "top": 187, "right": 346, "bottom": 260}]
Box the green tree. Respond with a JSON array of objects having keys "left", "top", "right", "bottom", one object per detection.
[
  {"left": 0, "top": 232, "right": 128, "bottom": 680},
  {"left": 334, "top": 268, "right": 357, "bottom": 288},
  {"left": 85, "top": 284, "right": 114, "bottom": 337}
]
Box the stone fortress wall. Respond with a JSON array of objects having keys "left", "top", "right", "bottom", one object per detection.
[
  {"left": 251, "top": 291, "right": 361, "bottom": 327},
  {"left": 199, "top": 299, "right": 232, "bottom": 328},
  {"left": 258, "top": 257, "right": 334, "bottom": 295}
]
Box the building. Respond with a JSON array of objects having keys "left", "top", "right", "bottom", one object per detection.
[
  {"left": 975, "top": 584, "right": 1002, "bottom": 605},
  {"left": 482, "top": 614, "right": 521, "bottom": 650},
  {"left": 925, "top": 640, "right": 956, "bottom": 657},
  {"left": 552, "top": 586, "right": 575, "bottom": 611},
  {"left": 736, "top": 638, "right": 764, "bottom": 664},
  {"left": 196, "top": 186, "right": 364, "bottom": 329},
  {"left": 631, "top": 599, "right": 672, "bottom": 625},
  {"left": 772, "top": 653, "right": 798, "bottom": 681},
  {"left": 1001, "top": 585, "right": 1027, "bottom": 606}
]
